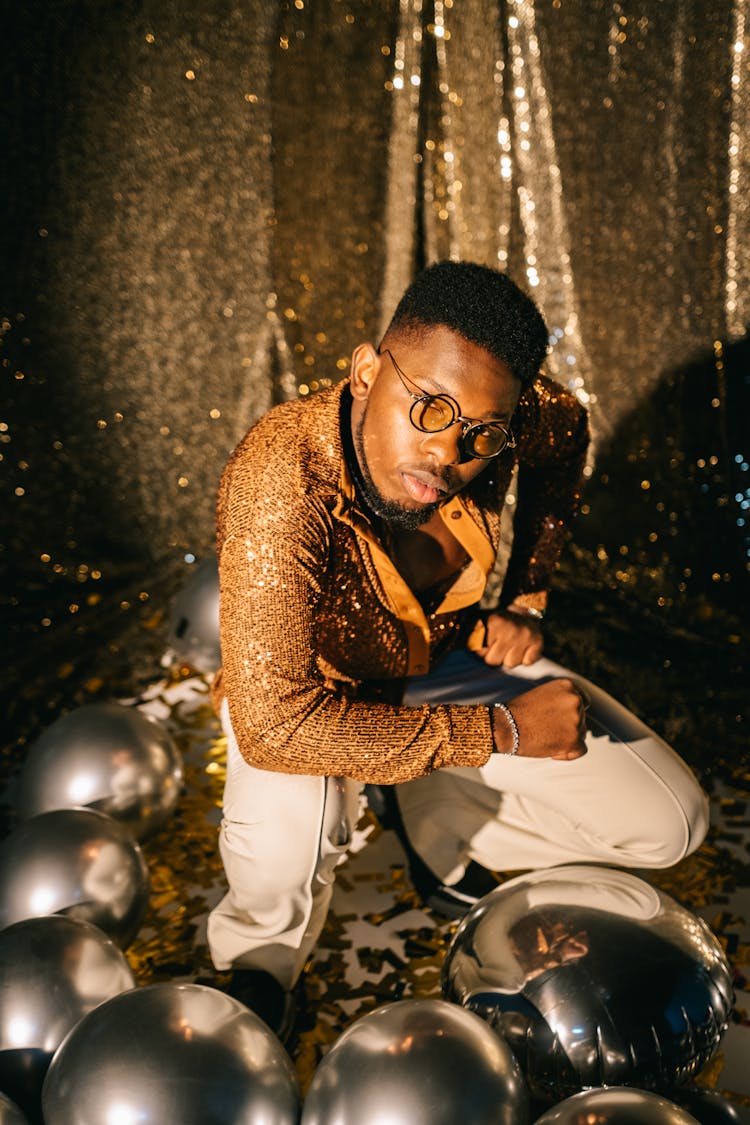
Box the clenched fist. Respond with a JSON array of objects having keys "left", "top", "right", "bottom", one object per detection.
[
  {"left": 478, "top": 609, "right": 544, "bottom": 668},
  {"left": 492, "top": 678, "right": 587, "bottom": 761}
]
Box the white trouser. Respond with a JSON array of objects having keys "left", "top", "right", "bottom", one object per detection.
[
  {"left": 207, "top": 701, "right": 361, "bottom": 989},
  {"left": 207, "top": 652, "right": 709, "bottom": 988},
  {"left": 397, "top": 651, "right": 709, "bottom": 882}
]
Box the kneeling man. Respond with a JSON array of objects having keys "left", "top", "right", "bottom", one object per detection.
[{"left": 207, "top": 260, "right": 709, "bottom": 1038}]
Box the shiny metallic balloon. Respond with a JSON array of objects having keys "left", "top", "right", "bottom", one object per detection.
[
  {"left": 301, "top": 999, "right": 529, "bottom": 1125},
  {"left": 668, "top": 1087, "right": 742, "bottom": 1125},
  {"left": 42, "top": 983, "right": 300, "bottom": 1125},
  {"left": 0, "top": 915, "right": 135, "bottom": 1122},
  {"left": 0, "top": 1093, "right": 30, "bottom": 1125},
  {"left": 167, "top": 558, "right": 221, "bottom": 673},
  {"left": 15, "top": 701, "right": 183, "bottom": 840},
  {"left": 533, "top": 1087, "right": 703, "bottom": 1124},
  {"left": 0, "top": 808, "right": 149, "bottom": 948},
  {"left": 442, "top": 865, "right": 734, "bottom": 1102}
]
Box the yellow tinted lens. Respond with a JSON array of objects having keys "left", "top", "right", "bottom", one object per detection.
[
  {"left": 464, "top": 424, "right": 506, "bottom": 458},
  {"left": 412, "top": 395, "right": 456, "bottom": 431}
]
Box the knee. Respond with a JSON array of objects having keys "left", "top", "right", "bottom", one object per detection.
[
  {"left": 626, "top": 780, "right": 710, "bottom": 869},
  {"left": 672, "top": 781, "right": 710, "bottom": 862}
]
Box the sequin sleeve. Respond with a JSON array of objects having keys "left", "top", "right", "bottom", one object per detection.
[
  {"left": 501, "top": 375, "right": 590, "bottom": 606},
  {"left": 217, "top": 411, "right": 494, "bottom": 784}
]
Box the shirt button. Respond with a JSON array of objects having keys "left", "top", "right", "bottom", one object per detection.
[{"left": 450, "top": 510, "right": 462, "bottom": 519}]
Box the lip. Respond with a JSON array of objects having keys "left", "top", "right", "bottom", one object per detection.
[{"left": 400, "top": 470, "right": 449, "bottom": 505}]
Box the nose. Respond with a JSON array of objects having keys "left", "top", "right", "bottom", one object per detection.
[{"left": 419, "top": 423, "right": 462, "bottom": 466}]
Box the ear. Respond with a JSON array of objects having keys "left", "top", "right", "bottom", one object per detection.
[{"left": 349, "top": 343, "right": 382, "bottom": 401}]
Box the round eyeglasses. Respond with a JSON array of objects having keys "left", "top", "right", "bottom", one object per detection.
[{"left": 382, "top": 348, "right": 515, "bottom": 460}]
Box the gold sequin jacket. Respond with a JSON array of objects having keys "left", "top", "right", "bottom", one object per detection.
[{"left": 215, "top": 377, "right": 589, "bottom": 784}]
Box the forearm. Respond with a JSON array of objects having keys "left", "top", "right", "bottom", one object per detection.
[
  {"left": 501, "top": 466, "right": 580, "bottom": 603},
  {"left": 502, "top": 381, "right": 589, "bottom": 602},
  {"left": 222, "top": 672, "right": 494, "bottom": 784},
  {"left": 219, "top": 532, "right": 494, "bottom": 783}
]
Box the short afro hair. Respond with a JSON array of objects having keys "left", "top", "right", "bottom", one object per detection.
[{"left": 382, "top": 260, "right": 548, "bottom": 385}]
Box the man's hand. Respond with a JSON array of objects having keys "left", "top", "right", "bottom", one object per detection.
[
  {"left": 492, "top": 679, "right": 587, "bottom": 761},
  {"left": 478, "top": 610, "right": 544, "bottom": 668}
]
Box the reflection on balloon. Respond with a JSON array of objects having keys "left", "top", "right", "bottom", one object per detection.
[
  {"left": 15, "top": 701, "right": 183, "bottom": 840},
  {"left": 42, "top": 983, "right": 300, "bottom": 1125},
  {"left": 0, "top": 808, "right": 150, "bottom": 948},
  {"left": 442, "top": 865, "right": 734, "bottom": 1102},
  {"left": 301, "top": 999, "right": 528, "bottom": 1125},
  {"left": 533, "top": 1086, "right": 702, "bottom": 1124},
  {"left": 0, "top": 916, "right": 135, "bottom": 1123},
  {"left": 167, "top": 558, "right": 221, "bottom": 673},
  {"left": 0, "top": 1093, "right": 30, "bottom": 1125}
]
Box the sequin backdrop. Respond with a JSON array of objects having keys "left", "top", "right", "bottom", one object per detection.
[{"left": 2, "top": 0, "right": 748, "bottom": 751}]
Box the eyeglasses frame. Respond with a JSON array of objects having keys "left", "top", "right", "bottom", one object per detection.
[{"left": 381, "top": 347, "right": 515, "bottom": 461}]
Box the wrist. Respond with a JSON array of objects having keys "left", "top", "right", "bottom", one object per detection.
[
  {"left": 491, "top": 702, "right": 520, "bottom": 756},
  {"left": 506, "top": 601, "right": 545, "bottom": 622}
]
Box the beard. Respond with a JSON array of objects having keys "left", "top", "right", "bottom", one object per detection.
[{"left": 352, "top": 407, "right": 440, "bottom": 530}]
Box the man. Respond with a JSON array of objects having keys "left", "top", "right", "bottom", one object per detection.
[{"left": 207, "top": 261, "right": 708, "bottom": 1038}]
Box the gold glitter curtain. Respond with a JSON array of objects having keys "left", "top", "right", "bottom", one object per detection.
[
  {"left": 726, "top": 0, "right": 750, "bottom": 338},
  {"left": 385, "top": 0, "right": 593, "bottom": 419},
  {"left": 2, "top": 0, "right": 748, "bottom": 628}
]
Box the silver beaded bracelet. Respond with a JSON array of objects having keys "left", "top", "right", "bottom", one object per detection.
[{"left": 493, "top": 702, "right": 520, "bottom": 756}]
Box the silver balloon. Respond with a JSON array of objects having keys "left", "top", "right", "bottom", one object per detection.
[
  {"left": 533, "top": 1087, "right": 702, "bottom": 1124},
  {"left": 15, "top": 701, "right": 183, "bottom": 840},
  {"left": 301, "top": 998, "right": 529, "bottom": 1125},
  {"left": 0, "top": 915, "right": 135, "bottom": 1122},
  {"left": 42, "top": 982, "right": 300, "bottom": 1125},
  {"left": 0, "top": 1093, "right": 30, "bottom": 1125},
  {"left": 0, "top": 808, "right": 149, "bottom": 948},
  {"left": 442, "top": 865, "right": 734, "bottom": 1102},
  {"left": 167, "top": 558, "right": 221, "bottom": 673},
  {"left": 669, "top": 1088, "right": 742, "bottom": 1125}
]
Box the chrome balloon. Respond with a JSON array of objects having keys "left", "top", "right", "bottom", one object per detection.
[
  {"left": 669, "top": 1087, "right": 742, "bottom": 1124},
  {"left": 42, "top": 983, "right": 300, "bottom": 1125},
  {"left": 0, "top": 915, "right": 135, "bottom": 1122},
  {"left": 0, "top": 1093, "right": 30, "bottom": 1125},
  {"left": 167, "top": 557, "right": 221, "bottom": 673},
  {"left": 534, "top": 1086, "right": 702, "bottom": 1123},
  {"left": 442, "top": 865, "right": 734, "bottom": 1102},
  {"left": 301, "top": 998, "right": 529, "bottom": 1125},
  {"left": 0, "top": 807, "right": 149, "bottom": 948},
  {"left": 15, "top": 701, "right": 183, "bottom": 840}
]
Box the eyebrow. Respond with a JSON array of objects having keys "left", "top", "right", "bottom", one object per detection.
[{"left": 405, "top": 368, "right": 511, "bottom": 423}]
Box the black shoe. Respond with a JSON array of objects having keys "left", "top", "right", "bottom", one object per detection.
[
  {"left": 364, "top": 783, "right": 399, "bottom": 829},
  {"left": 226, "top": 968, "right": 295, "bottom": 1042},
  {"left": 423, "top": 861, "right": 502, "bottom": 919},
  {"left": 366, "top": 785, "right": 500, "bottom": 919}
]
